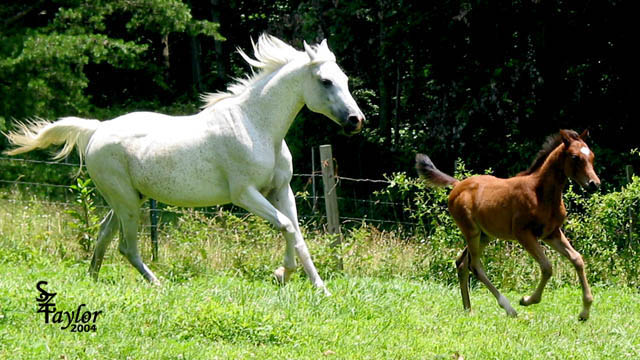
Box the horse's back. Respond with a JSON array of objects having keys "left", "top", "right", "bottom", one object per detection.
[
  {"left": 83, "top": 110, "right": 283, "bottom": 207},
  {"left": 448, "top": 174, "right": 536, "bottom": 239},
  {"left": 84, "top": 111, "right": 235, "bottom": 207}
]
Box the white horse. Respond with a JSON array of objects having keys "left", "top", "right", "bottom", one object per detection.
[{"left": 4, "top": 34, "right": 365, "bottom": 295}]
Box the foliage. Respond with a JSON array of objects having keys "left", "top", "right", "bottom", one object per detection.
[
  {"left": 564, "top": 176, "right": 640, "bottom": 287},
  {"left": 374, "top": 159, "right": 477, "bottom": 238},
  {"left": 1, "top": 1, "right": 636, "bottom": 192},
  {"left": 373, "top": 161, "right": 640, "bottom": 288},
  {"left": 65, "top": 177, "right": 100, "bottom": 252},
  {"left": 0, "top": 0, "right": 221, "bottom": 120}
]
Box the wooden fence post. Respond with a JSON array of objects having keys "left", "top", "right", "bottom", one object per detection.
[
  {"left": 150, "top": 199, "right": 159, "bottom": 261},
  {"left": 311, "top": 146, "right": 318, "bottom": 212},
  {"left": 626, "top": 165, "right": 634, "bottom": 245},
  {"left": 319, "top": 144, "right": 342, "bottom": 239}
]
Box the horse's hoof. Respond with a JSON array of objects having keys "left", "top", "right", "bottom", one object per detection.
[
  {"left": 519, "top": 296, "right": 540, "bottom": 306},
  {"left": 273, "top": 266, "right": 287, "bottom": 285},
  {"left": 321, "top": 286, "right": 332, "bottom": 297}
]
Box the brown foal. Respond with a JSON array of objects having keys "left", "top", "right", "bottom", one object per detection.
[{"left": 416, "top": 129, "right": 600, "bottom": 320}]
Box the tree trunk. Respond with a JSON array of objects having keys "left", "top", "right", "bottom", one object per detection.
[{"left": 190, "top": 35, "right": 202, "bottom": 91}]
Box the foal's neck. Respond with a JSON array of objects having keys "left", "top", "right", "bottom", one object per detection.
[{"left": 532, "top": 145, "right": 567, "bottom": 203}]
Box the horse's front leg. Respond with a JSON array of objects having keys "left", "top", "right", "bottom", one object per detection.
[
  {"left": 544, "top": 229, "right": 593, "bottom": 320},
  {"left": 267, "top": 186, "right": 298, "bottom": 285},
  {"left": 516, "top": 230, "right": 553, "bottom": 307},
  {"left": 234, "top": 186, "right": 330, "bottom": 295}
]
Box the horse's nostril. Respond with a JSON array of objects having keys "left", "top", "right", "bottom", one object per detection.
[{"left": 348, "top": 115, "right": 361, "bottom": 126}]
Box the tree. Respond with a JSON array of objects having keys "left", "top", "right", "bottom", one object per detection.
[{"left": 0, "top": 0, "right": 222, "bottom": 123}]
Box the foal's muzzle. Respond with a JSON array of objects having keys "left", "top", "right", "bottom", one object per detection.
[{"left": 586, "top": 179, "right": 600, "bottom": 193}]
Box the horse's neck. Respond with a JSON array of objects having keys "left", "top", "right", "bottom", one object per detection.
[
  {"left": 533, "top": 146, "right": 567, "bottom": 204},
  {"left": 239, "top": 63, "right": 306, "bottom": 143}
]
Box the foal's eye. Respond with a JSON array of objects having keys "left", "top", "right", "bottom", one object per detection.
[{"left": 320, "top": 79, "right": 333, "bottom": 87}]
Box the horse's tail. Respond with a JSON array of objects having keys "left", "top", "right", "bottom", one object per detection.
[
  {"left": 415, "top": 153, "right": 459, "bottom": 187},
  {"left": 4, "top": 117, "right": 100, "bottom": 168}
]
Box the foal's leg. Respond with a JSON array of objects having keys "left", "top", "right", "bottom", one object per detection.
[
  {"left": 89, "top": 210, "right": 119, "bottom": 279},
  {"left": 544, "top": 229, "right": 593, "bottom": 320},
  {"left": 455, "top": 247, "right": 471, "bottom": 311},
  {"left": 516, "top": 231, "right": 553, "bottom": 306},
  {"left": 467, "top": 232, "right": 517, "bottom": 317},
  {"left": 234, "top": 187, "right": 329, "bottom": 295}
]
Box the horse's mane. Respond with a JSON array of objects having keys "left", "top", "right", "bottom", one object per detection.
[
  {"left": 517, "top": 129, "right": 580, "bottom": 176},
  {"left": 201, "top": 34, "right": 336, "bottom": 109}
]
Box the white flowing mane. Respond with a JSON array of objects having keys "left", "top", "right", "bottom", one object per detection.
[{"left": 201, "top": 34, "right": 336, "bottom": 109}]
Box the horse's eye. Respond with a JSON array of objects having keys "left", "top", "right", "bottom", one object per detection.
[
  {"left": 321, "top": 79, "right": 333, "bottom": 87},
  {"left": 571, "top": 155, "right": 579, "bottom": 161}
]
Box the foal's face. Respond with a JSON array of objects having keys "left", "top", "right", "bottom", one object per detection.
[
  {"left": 562, "top": 130, "right": 601, "bottom": 192},
  {"left": 301, "top": 41, "right": 365, "bottom": 135}
]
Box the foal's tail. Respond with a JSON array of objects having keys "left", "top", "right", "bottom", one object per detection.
[
  {"left": 4, "top": 117, "right": 100, "bottom": 168},
  {"left": 415, "top": 153, "right": 459, "bottom": 187}
]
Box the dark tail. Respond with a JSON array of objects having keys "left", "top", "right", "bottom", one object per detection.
[{"left": 415, "top": 153, "right": 459, "bottom": 187}]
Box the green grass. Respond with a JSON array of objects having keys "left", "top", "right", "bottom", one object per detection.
[
  {"left": 1, "top": 261, "right": 639, "bottom": 359},
  {"left": 1, "top": 195, "right": 640, "bottom": 359}
]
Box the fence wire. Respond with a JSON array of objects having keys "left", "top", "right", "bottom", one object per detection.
[{"left": 1, "top": 156, "right": 419, "bottom": 230}]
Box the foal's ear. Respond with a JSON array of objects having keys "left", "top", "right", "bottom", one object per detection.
[
  {"left": 559, "top": 129, "right": 574, "bottom": 148},
  {"left": 580, "top": 129, "right": 589, "bottom": 140}
]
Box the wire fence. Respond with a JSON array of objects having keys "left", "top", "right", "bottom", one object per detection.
[{"left": 0, "top": 156, "right": 420, "bottom": 232}]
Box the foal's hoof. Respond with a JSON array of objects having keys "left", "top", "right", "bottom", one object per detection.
[{"left": 578, "top": 310, "right": 590, "bottom": 321}]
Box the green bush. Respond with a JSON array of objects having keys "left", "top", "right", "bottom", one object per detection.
[
  {"left": 376, "top": 160, "right": 639, "bottom": 289},
  {"left": 564, "top": 176, "right": 640, "bottom": 287}
]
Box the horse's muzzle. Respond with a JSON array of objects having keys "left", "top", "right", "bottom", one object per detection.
[{"left": 343, "top": 114, "right": 364, "bottom": 135}]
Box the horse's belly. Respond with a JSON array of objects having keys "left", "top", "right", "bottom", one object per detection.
[
  {"left": 143, "top": 181, "right": 231, "bottom": 207},
  {"left": 130, "top": 160, "right": 231, "bottom": 207}
]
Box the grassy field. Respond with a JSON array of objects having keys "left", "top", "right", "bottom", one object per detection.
[{"left": 1, "top": 196, "right": 639, "bottom": 359}]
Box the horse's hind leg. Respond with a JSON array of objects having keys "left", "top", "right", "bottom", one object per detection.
[
  {"left": 90, "top": 170, "right": 160, "bottom": 285},
  {"left": 89, "top": 210, "right": 118, "bottom": 279},
  {"left": 517, "top": 231, "right": 552, "bottom": 307},
  {"left": 455, "top": 247, "right": 471, "bottom": 311},
  {"left": 466, "top": 231, "right": 517, "bottom": 317},
  {"left": 116, "top": 204, "right": 160, "bottom": 285},
  {"left": 544, "top": 229, "right": 593, "bottom": 320}
]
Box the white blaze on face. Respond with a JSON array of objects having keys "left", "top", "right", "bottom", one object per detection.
[{"left": 580, "top": 146, "right": 591, "bottom": 156}]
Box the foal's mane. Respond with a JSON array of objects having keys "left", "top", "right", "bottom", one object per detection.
[
  {"left": 201, "top": 34, "right": 335, "bottom": 109},
  {"left": 517, "top": 130, "right": 580, "bottom": 176}
]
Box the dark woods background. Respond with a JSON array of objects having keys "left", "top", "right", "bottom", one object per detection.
[{"left": 1, "top": 0, "right": 637, "bottom": 190}]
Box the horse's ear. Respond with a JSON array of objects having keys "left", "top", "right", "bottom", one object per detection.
[
  {"left": 580, "top": 129, "right": 589, "bottom": 140},
  {"left": 559, "top": 129, "right": 574, "bottom": 148},
  {"left": 304, "top": 40, "right": 317, "bottom": 62},
  {"left": 319, "top": 39, "right": 328, "bottom": 51}
]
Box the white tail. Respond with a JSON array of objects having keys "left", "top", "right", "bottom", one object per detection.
[{"left": 4, "top": 117, "right": 100, "bottom": 168}]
